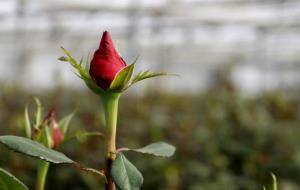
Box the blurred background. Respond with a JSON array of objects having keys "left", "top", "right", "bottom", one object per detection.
[{"left": 1, "top": 0, "right": 300, "bottom": 189}]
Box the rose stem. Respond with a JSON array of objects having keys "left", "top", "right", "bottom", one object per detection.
[
  {"left": 36, "top": 161, "right": 50, "bottom": 190},
  {"left": 101, "top": 93, "right": 120, "bottom": 190}
]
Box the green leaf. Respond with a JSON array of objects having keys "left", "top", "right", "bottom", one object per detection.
[
  {"left": 112, "top": 153, "right": 143, "bottom": 190},
  {"left": 109, "top": 64, "right": 135, "bottom": 91},
  {"left": 0, "top": 168, "right": 29, "bottom": 190},
  {"left": 58, "top": 112, "right": 75, "bottom": 134},
  {"left": 131, "top": 142, "right": 175, "bottom": 157},
  {"left": 0, "top": 136, "right": 74, "bottom": 164},
  {"left": 24, "top": 106, "right": 31, "bottom": 138}
]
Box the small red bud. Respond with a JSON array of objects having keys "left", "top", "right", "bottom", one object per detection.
[
  {"left": 49, "top": 115, "right": 63, "bottom": 148},
  {"left": 52, "top": 126, "right": 63, "bottom": 148}
]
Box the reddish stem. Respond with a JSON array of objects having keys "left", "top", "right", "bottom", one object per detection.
[{"left": 105, "top": 158, "right": 116, "bottom": 190}]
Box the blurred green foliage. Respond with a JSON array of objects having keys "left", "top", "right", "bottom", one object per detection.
[{"left": 0, "top": 82, "right": 299, "bottom": 190}]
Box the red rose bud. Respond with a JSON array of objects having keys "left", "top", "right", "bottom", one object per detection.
[
  {"left": 52, "top": 126, "right": 63, "bottom": 148},
  {"left": 89, "top": 31, "right": 126, "bottom": 90},
  {"left": 49, "top": 116, "right": 63, "bottom": 148}
]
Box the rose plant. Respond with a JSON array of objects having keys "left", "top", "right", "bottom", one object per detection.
[
  {"left": 58, "top": 31, "right": 176, "bottom": 190},
  {"left": 0, "top": 31, "right": 175, "bottom": 190}
]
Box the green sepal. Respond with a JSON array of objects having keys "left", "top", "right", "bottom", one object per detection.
[
  {"left": 124, "top": 70, "right": 175, "bottom": 91},
  {"left": 59, "top": 47, "right": 105, "bottom": 95},
  {"left": 39, "top": 126, "right": 53, "bottom": 148},
  {"left": 262, "top": 173, "right": 278, "bottom": 190},
  {"left": 58, "top": 111, "right": 75, "bottom": 134},
  {"left": 34, "top": 97, "right": 42, "bottom": 129},
  {"left": 58, "top": 56, "right": 68, "bottom": 62},
  {"left": 270, "top": 173, "right": 278, "bottom": 190},
  {"left": 108, "top": 63, "right": 135, "bottom": 92},
  {"left": 132, "top": 70, "right": 168, "bottom": 84},
  {"left": 24, "top": 106, "right": 31, "bottom": 138}
]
